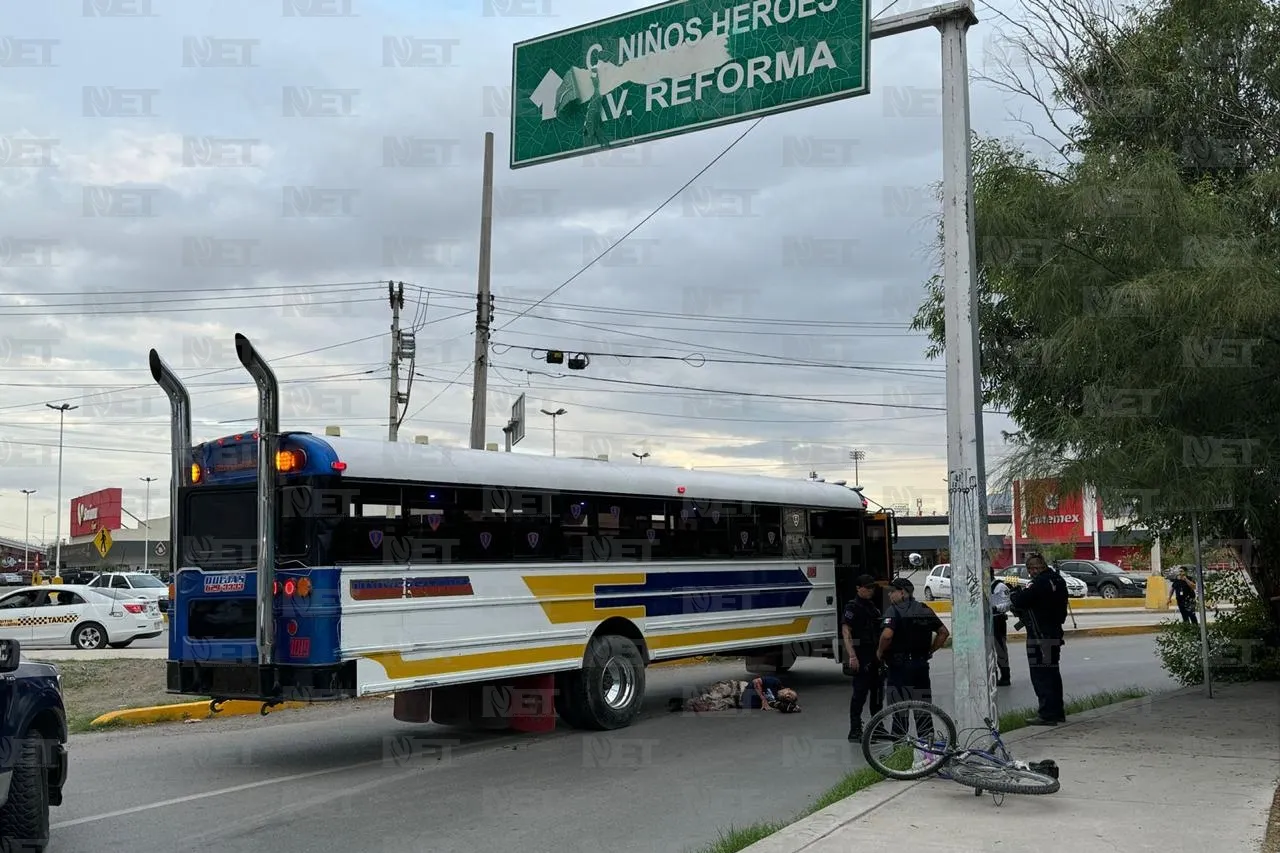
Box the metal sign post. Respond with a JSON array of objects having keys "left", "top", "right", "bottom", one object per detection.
[
  {"left": 511, "top": 0, "right": 990, "bottom": 730},
  {"left": 1191, "top": 511, "right": 1213, "bottom": 697}
]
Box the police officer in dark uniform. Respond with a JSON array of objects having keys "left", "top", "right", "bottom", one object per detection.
[
  {"left": 1010, "top": 552, "right": 1070, "bottom": 725},
  {"left": 875, "top": 577, "right": 950, "bottom": 739},
  {"left": 840, "top": 574, "right": 883, "bottom": 742}
]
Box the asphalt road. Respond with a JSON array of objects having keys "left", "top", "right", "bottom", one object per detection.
[{"left": 50, "top": 634, "right": 1178, "bottom": 853}]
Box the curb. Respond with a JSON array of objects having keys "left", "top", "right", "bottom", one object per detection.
[
  {"left": 90, "top": 699, "right": 307, "bottom": 728},
  {"left": 740, "top": 689, "right": 1178, "bottom": 853},
  {"left": 928, "top": 598, "right": 1151, "bottom": 614},
  {"left": 942, "top": 622, "right": 1164, "bottom": 649}
]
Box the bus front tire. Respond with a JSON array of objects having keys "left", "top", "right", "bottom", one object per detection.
[{"left": 561, "top": 634, "right": 646, "bottom": 731}]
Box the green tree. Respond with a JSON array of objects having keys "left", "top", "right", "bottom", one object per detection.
[{"left": 912, "top": 0, "right": 1280, "bottom": 626}]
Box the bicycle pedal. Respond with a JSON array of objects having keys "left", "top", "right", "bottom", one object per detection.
[{"left": 1029, "top": 760, "right": 1059, "bottom": 779}]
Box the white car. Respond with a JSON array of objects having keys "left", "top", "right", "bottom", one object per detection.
[
  {"left": 923, "top": 563, "right": 951, "bottom": 600},
  {"left": 86, "top": 572, "right": 170, "bottom": 613},
  {"left": 0, "top": 584, "right": 164, "bottom": 650},
  {"left": 1001, "top": 564, "right": 1088, "bottom": 598}
]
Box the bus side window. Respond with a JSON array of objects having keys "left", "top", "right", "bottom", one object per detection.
[
  {"left": 697, "top": 501, "right": 730, "bottom": 558},
  {"left": 510, "top": 490, "right": 559, "bottom": 562},
  {"left": 556, "top": 495, "right": 593, "bottom": 560},
  {"left": 332, "top": 482, "right": 405, "bottom": 565},
  {"left": 729, "top": 502, "right": 759, "bottom": 557},
  {"left": 404, "top": 487, "right": 457, "bottom": 565},
  {"left": 668, "top": 500, "right": 701, "bottom": 560},
  {"left": 759, "top": 506, "right": 784, "bottom": 557}
]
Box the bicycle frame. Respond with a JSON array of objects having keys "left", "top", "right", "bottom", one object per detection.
[{"left": 904, "top": 717, "right": 1013, "bottom": 780}]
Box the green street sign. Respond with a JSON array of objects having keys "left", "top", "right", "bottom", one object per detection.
[{"left": 510, "top": 0, "right": 870, "bottom": 169}]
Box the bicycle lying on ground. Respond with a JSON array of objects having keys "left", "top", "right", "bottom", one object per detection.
[{"left": 860, "top": 700, "right": 1060, "bottom": 804}]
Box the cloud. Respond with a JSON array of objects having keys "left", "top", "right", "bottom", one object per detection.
[{"left": 0, "top": 0, "right": 1040, "bottom": 542}]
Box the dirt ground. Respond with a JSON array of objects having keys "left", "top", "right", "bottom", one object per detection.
[
  {"left": 1263, "top": 783, "right": 1280, "bottom": 853},
  {"left": 57, "top": 659, "right": 199, "bottom": 733}
]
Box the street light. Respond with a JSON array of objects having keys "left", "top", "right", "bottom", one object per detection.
[
  {"left": 849, "top": 449, "right": 866, "bottom": 487},
  {"left": 140, "top": 476, "right": 157, "bottom": 574},
  {"left": 632, "top": 451, "right": 650, "bottom": 465},
  {"left": 46, "top": 402, "right": 78, "bottom": 575},
  {"left": 540, "top": 408, "right": 566, "bottom": 457},
  {"left": 20, "top": 489, "right": 35, "bottom": 574}
]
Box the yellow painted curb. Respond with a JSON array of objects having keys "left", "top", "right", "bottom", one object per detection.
[
  {"left": 928, "top": 597, "right": 1147, "bottom": 614},
  {"left": 90, "top": 699, "right": 307, "bottom": 728}
]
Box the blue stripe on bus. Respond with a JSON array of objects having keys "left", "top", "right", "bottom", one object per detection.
[{"left": 593, "top": 568, "right": 814, "bottom": 617}]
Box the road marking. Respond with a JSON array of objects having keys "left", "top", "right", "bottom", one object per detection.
[
  {"left": 51, "top": 725, "right": 570, "bottom": 830},
  {"left": 51, "top": 759, "right": 392, "bottom": 829}
]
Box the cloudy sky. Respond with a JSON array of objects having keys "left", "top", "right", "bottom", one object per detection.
[{"left": 0, "top": 0, "right": 1051, "bottom": 543}]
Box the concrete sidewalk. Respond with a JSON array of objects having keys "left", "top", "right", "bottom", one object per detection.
[{"left": 744, "top": 682, "right": 1280, "bottom": 853}]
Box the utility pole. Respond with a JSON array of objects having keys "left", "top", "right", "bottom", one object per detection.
[
  {"left": 140, "top": 477, "right": 156, "bottom": 574},
  {"left": 21, "top": 489, "right": 35, "bottom": 575},
  {"left": 540, "top": 408, "right": 566, "bottom": 457},
  {"left": 934, "top": 3, "right": 995, "bottom": 737},
  {"left": 46, "top": 403, "right": 77, "bottom": 576},
  {"left": 388, "top": 280, "right": 405, "bottom": 441},
  {"left": 469, "top": 131, "right": 496, "bottom": 450}
]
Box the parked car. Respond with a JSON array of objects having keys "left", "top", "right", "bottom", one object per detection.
[
  {"left": 1055, "top": 559, "right": 1147, "bottom": 598},
  {"left": 0, "top": 585, "right": 163, "bottom": 650},
  {"left": 0, "top": 573, "right": 23, "bottom": 587},
  {"left": 85, "top": 572, "right": 169, "bottom": 613},
  {"left": 923, "top": 563, "right": 951, "bottom": 600},
  {"left": 0, "top": 638, "right": 67, "bottom": 852},
  {"left": 1001, "top": 564, "right": 1087, "bottom": 597}
]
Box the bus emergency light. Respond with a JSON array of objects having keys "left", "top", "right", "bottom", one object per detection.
[{"left": 275, "top": 448, "right": 306, "bottom": 473}]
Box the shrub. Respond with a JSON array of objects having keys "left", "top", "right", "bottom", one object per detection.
[{"left": 1155, "top": 570, "right": 1280, "bottom": 685}]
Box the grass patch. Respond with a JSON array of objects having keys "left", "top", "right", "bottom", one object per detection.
[
  {"left": 691, "top": 823, "right": 790, "bottom": 853},
  {"left": 56, "top": 659, "right": 207, "bottom": 733},
  {"left": 688, "top": 686, "right": 1152, "bottom": 853}
]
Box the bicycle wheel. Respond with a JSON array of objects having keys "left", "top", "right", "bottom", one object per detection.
[
  {"left": 861, "top": 700, "right": 959, "bottom": 781},
  {"left": 947, "top": 759, "right": 1061, "bottom": 795}
]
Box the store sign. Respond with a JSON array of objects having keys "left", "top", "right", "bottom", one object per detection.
[{"left": 70, "top": 488, "right": 124, "bottom": 539}]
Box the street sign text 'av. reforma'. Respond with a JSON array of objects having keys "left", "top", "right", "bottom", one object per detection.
[{"left": 510, "top": 0, "right": 869, "bottom": 168}]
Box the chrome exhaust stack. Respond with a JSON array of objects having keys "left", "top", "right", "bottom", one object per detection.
[
  {"left": 148, "top": 350, "right": 191, "bottom": 581},
  {"left": 234, "top": 333, "right": 280, "bottom": 669}
]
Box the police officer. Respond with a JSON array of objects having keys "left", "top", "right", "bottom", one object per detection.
[
  {"left": 875, "top": 577, "right": 949, "bottom": 740},
  {"left": 841, "top": 574, "right": 883, "bottom": 741},
  {"left": 990, "top": 564, "right": 1013, "bottom": 686},
  {"left": 1010, "top": 552, "right": 1070, "bottom": 725}
]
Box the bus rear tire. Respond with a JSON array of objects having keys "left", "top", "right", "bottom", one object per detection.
[{"left": 562, "top": 634, "right": 646, "bottom": 731}]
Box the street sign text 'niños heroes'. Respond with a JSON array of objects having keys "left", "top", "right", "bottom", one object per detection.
[{"left": 510, "top": 0, "right": 870, "bottom": 168}]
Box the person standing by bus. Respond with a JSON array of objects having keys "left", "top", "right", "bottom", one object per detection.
[
  {"left": 841, "top": 574, "right": 883, "bottom": 741},
  {"left": 875, "top": 577, "right": 949, "bottom": 743}
]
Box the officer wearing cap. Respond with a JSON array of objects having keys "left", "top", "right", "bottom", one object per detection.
[
  {"left": 840, "top": 574, "right": 883, "bottom": 742},
  {"left": 874, "top": 577, "right": 949, "bottom": 739}
]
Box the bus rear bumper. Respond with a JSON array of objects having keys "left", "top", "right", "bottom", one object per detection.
[{"left": 167, "top": 661, "right": 356, "bottom": 703}]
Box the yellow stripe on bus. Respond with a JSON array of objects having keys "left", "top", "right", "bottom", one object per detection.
[
  {"left": 364, "top": 643, "right": 587, "bottom": 680},
  {"left": 648, "top": 617, "right": 812, "bottom": 651},
  {"left": 522, "top": 572, "right": 647, "bottom": 624},
  {"left": 362, "top": 619, "right": 814, "bottom": 681}
]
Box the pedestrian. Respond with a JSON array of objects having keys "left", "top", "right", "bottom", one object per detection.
[
  {"left": 1009, "top": 552, "right": 1070, "bottom": 726},
  {"left": 669, "top": 676, "right": 800, "bottom": 713},
  {"left": 990, "top": 564, "right": 1013, "bottom": 686},
  {"left": 841, "top": 574, "right": 883, "bottom": 741},
  {"left": 1167, "top": 568, "right": 1198, "bottom": 625},
  {"left": 873, "top": 577, "right": 949, "bottom": 754}
]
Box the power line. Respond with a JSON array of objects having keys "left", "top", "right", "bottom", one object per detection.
[
  {"left": 495, "top": 118, "right": 764, "bottom": 332},
  {"left": 492, "top": 340, "right": 944, "bottom": 377}
]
